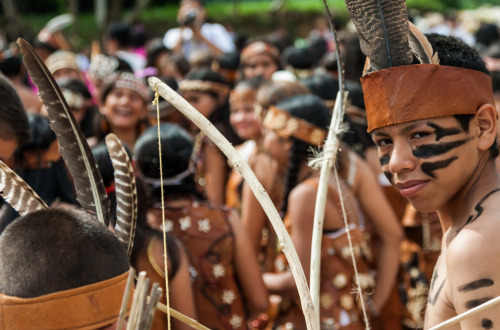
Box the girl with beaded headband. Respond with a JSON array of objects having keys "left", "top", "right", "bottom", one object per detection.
[
  {"left": 239, "top": 39, "right": 280, "bottom": 80},
  {"left": 260, "top": 94, "right": 402, "bottom": 329},
  {"left": 179, "top": 68, "right": 240, "bottom": 204},
  {"left": 94, "top": 71, "right": 151, "bottom": 150},
  {"left": 133, "top": 123, "right": 269, "bottom": 329}
]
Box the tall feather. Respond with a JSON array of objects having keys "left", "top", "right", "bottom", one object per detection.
[
  {"left": 17, "top": 38, "right": 110, "bottom": 226},
  {"left": 105, "top": 134, "right": 137, "bottom": 257},
  {"left": 344, "top": 0, "right": 413, "bottom": 73},
  {"left": 408, "top": 21, "right": 440, "bottom": 65},
  {"left": 0, "top": 161, "right": 47, "bottom": 216}
]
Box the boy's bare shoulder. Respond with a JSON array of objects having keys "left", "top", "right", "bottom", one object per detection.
[{"left": 444, "top": 205, "right": 500, "bottom": 327}]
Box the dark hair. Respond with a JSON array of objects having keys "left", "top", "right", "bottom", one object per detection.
[
  {"left": 426, "top": 33, "right": 497, "bottom": 158},
  {"left": 475, "top": 23, "right": 500, "bottom": 49},
  {"left": 107, "top": 22, "right": 133, "bottom": 48},
  {"left": 486, "top": 42, "right": 500, "bottom": 92},
  {"left": 301, "top": 74, "right": 339, "bottom": 101},
  {"left": 341, "top": 80, "right": 374, "bottom": 155},
  {"left": 256, "top": 80, "right": 310, "bottom": 110},
  {"left": 21, "top": 113, "right": 57, "bottom": 152},
  {"left": 217, "top": 51, "right": 240, "bottom": 70},
  {"left": 57, "top": 78, "right": 92, "bottom": 100},
  {"left": 0, "top": 73, "right": 29, "bottom": 146},
  {"left": 426, "top": 33, "right": 489, "bottom": 74},
  {"left": 274, "top": 94, "right": 331, "bottom": 214},
  {"left": 281, "top": 46, "right": 314, "bottom": 70},
  {"left": 146, "top": 38, "right": 170, "bottom": 68},
  {"left": 168, "top": 54, "right": 191, "bottom": 76},
  {"left": 0, "top": 56, "right": 22, "bottom": 77},
  {"left": 0, "top": 208, "right": 129, "bottom": 298},
  {"left": 134, "top": 123, "right": 204, "bottom": 200},
  {"left": 233, "top": 76, "right": 266, "bottom": 91}
]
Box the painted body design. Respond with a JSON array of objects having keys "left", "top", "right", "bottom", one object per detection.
[
  {"left": 456, "top": 188, "right": 500, "bottom": 233},
  {"left": 428, "top": 268, "right": 446, "bottom": 306}
]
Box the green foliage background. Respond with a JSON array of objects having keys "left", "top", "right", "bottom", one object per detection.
[{"left": 3, "top": 0, "right": 499, "bottom": 49}]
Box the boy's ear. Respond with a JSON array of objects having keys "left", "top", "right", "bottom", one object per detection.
[{"left": 476, "top": 103, "right": 497, "bottom": 152}]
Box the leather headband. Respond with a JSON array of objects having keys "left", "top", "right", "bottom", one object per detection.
[
  {"left": 263, "top": 106, "right": 327, "bottom": 146},
  {"left": 0, "top": 269, "right": 132, "bottom": 329},
  {"left": 361, "top": 64, "right": 495, "bottom": 132}
]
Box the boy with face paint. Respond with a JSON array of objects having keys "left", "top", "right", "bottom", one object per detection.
[{"left": 344, "top": 1, "right": 500, "bottom": 328}]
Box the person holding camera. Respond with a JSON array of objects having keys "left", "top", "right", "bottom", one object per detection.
[{"left": 163, "top": 0, "right": 235, "bottom": 61}]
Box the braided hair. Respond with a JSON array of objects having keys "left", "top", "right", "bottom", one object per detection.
[{"left": 275, "top": 94, "right": 331, "bottom": 215}]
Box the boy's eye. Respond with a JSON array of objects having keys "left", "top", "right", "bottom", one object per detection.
[
  {"left": 412, "top": 132, "right": 430, "bottom": 139},
  {"left": 374, "top": 138, "right": 392, "bottom": 147}
]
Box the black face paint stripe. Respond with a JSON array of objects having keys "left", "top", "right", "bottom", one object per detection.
[
  {"left": 482, "top": 319, "right": 493, "bottom": 329},
  {"left": 459, "top": 279, "right": 494, "bottom": 292},
  {"left": 428, "top": 123, "right": 462, "bottom": 141},
  {"left": 383, "top": 171, "right": 392, "bottom": 184},
  {"left": 465, "top": 297, "right": 492, "bottom": 309},
  {"left": 421, "top": 157, "right": 458, "bottom": 178},
  {"left": 412, "top": 138, "right": 471, "bottom": 158},
  {"left": 379, "top": 155, "right": 390, "bottom": 166}
]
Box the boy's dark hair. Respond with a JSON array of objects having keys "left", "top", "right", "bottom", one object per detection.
[
  {"left": 426, "top": 33, "right": 498, "bottom": 158},
  {"left": 0, "top": 73, "right": 29, "bottom": 145},
  {"left": 107, "top": 22, "right": 133, "bottom": 48},
  {"left": 0, "top": 208, "right": 129, "bottom": 298}
]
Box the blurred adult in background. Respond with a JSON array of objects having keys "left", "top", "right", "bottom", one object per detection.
[
  {"left": 163, "top": 0, "right": 235, "bottom": 61},
  {"left": 105, "top": 22, "right": 147, "bottom": 73},
  {"left": 0, "top": 53, "right": 42, "bottom": 113}
]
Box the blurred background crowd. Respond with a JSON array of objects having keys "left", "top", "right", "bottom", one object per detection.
[{"left": 1, "top": 0, "right": 500, "bottom": 329}]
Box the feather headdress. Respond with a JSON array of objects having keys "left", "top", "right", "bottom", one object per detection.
[
  {"left": 0, "top": 161, "right": 47, "bottom": 216},
  {"left": 17, "top": 38, "right": 110, "bottom": 226},
  {"left": 105, "top": 134, "right": 137, "bottom": 257},
  {"left": 343, "top": 0, "right": 494, "bottom": 132}
]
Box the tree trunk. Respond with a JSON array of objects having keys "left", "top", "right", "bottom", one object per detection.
[
  {"left": 125, "top": 0, "right": 152, "bottom": 24},
  {"left": 1, "top": 0, "right": 20, "bottom": 40},
  {"left": 108, "top": 0, "right": 124, "bottom": 23},
  {"left": 95, "top": 0, "right": 108, "bottom": 28}
]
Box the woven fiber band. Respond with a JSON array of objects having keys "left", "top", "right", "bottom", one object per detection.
[
  {"left": 229, "top": 89, "right": 257, "bottom": 104},
  {"left": 0, "top": 269, "right": 132, "bottom": 329},
  {"left": 179, "top": 79, "right": 230, "bottom": 98},
  {"left": 263, "top": 106, "right": 327, "bottom": 146},
  {"left": 361, "top": 64, "right": 495, "bottom": 132}
]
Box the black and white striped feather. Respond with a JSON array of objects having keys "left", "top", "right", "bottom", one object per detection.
[
  {"left": 17, "top": 38, "right": 110, "bottom": 226},
  {"left": 105, "top": 134, "right": 137, "bottom": 256},
  {"left": 0, "top": 161, "right": 47, "bottom": 215}
]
